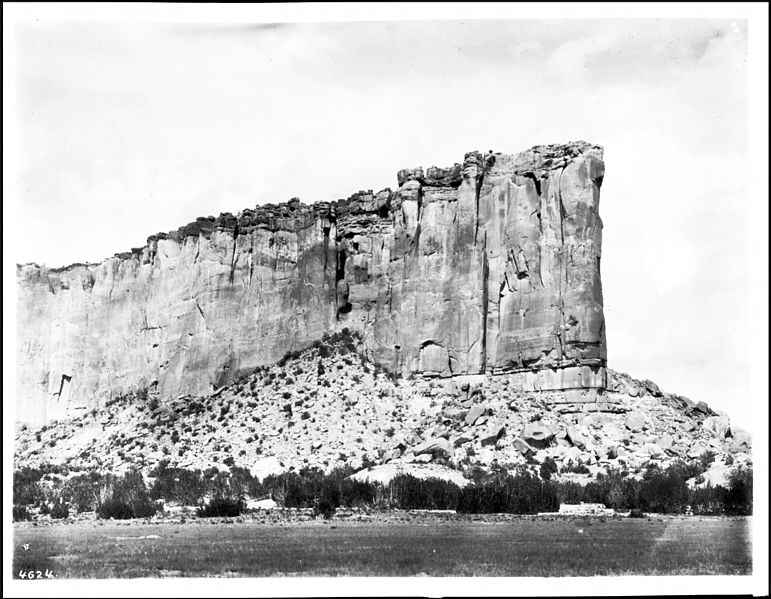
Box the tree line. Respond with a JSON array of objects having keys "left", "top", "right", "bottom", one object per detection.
[{"left": 13, "top": 458, "right": 752, "bottom": 521}]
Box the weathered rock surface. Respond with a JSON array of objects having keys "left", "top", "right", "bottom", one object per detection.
[
  {"left": 521, "top": 422, "right": 555, "bottom": 448},
  {"left": 464, "top": 405, "right": 486, "bottom": 426},
  {"left": 625, "top": 412, "right": 647, "bottom": 432},
  {"left": 17, "top": 141, "right": 606, "bottom": 424},
  {"left": 414, "top": 437, "right": 454, "bottom": 459},
  {"left": 702, "top": 416, "right": 731, "bottom": 440},
  {"left": 13, "top": 347, "right": 752, "bottom": 483}
]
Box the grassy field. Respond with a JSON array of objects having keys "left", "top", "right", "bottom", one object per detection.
[{"left": 13, "top": 517, "right": 751, "bottom": 578}]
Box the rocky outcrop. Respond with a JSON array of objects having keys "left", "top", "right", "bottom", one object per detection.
[
  {"left": 12, "top": 341, "right": 752, "bottom": 481},
  {"left": 16, "top": 141, "right": 606, "bottom": 424}
]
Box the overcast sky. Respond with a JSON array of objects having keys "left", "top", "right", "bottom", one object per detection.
[{"left": 6, "top": 10, "right": 766, "bottom": 434}]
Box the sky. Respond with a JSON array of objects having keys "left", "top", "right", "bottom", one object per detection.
[{"left": 5, "top": 8, "right": 766, "bottom": 436}]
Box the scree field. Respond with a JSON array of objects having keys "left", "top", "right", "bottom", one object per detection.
[{"left": 13, "top": 517, "right": 751, "bottom": 578}]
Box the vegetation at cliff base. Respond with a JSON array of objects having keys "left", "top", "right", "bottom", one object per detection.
[{"left": 12, "top": 458, "right": 753, "bottom": 521}]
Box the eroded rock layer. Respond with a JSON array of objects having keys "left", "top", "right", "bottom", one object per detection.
[{"left": 17, "top": 141, "right": 606, "bottom": 424}]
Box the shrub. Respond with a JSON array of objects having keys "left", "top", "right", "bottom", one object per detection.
[
  {"left": 637, "top": 465, "right": 690, "bottom": 514},
  {"left": 150, "top": 461, "right": 208, "bottom": 506},
  {"left": 315, "top": 498, "right": 335, "bottom": 519},
  {"left": 724, "top": 467, "right": 753, "bottom": 515},
  {"left": 63, "top": 471, "right": 104, "bottom": 512},
  {"left": 539, "top": 457, "right": 559, "bottom": 480},
  {"left": 197, "top": 497, "right": 245, "bottom": 518},
  {"left": 388, "top": 475, "right": 461, "bottom": 511},
  {"left": 689, "top": 484, "right": 729, "bottom": 515},
  {"left": 561, "top": 461, "right": 590, "bottom": 475},
  {"left": 13, "top": 505, "right": 31, "bottom": 522},
  {"left": 458, "top": 471, "right": 559, "bottom": 515},
  {"left": 13, "top": 467, "right": 45, "bottom": 506},
  {"left": 50, "top": 501, "right": 70, "bottom": 519},
  {"left": 228, "top": 466, "right": 254, "bottom": 498},
  {"left": 340, "top": 478, "right": 379, "bottom": 507},
  {"left": 97, "top": 498, "right": 139, "bottom": 520},
  {"left": 97, "top": 469, "right": 160, "bottom": 519}
]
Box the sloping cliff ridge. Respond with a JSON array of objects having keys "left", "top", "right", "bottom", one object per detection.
[{"left": 17, "top": 141, "right": 606, "bottom": 424}]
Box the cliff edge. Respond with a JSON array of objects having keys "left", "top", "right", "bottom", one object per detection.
[{"left": 17, "top": 141, "right": 606, "bottom": 424}]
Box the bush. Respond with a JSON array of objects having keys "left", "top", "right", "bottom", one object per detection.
[
  {"left": 50, "top": 501, "right": 70, "bottom": 519},
  {"left": 340, "top": 478, "right": 379, "bottom": 507},
  {"left": 539, "top": 457, "right": 559, "bottom": 480},
  {"left": 561, "top": 461, "right": 590, "bottom": 475},
  {"left": 13, "top": 467, "right": 44, "bottom": 505},
  {"left": 388, "top": 475, "right": 461, "bottom": 511},
  {"left": 62, "top": 472, "right": 104, "bottom": 512},
  {"left": 97, "top": 469, "right": 160, "bottom": 519},
  {"left": 689, "top": 484, "right": 729, "bottom": 515},
  {"left": 637, "top": 465, "right": 690, "bottom": 514},
  {"left": 228, "top": 466, "right": 254, "bottom": 499},
  {"left": 150, "top": 461, "right": 208, "bottom": 506},
  {"left": 97, "top": 498, "right": 138, "bottom": 520},
  {"left": 197, "top": 497, "right": 245, "bottom": 518},
  {"left": 13, "top": 505, "right": 31, "bottom": 522},
  {"left": 458, "top": 471, "right": 559, "bottom": 514},
  {"left": 724, "top": 467, "right": 752, "bottom": 515}
]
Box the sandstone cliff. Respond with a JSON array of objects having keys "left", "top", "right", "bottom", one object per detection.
[{"left": 17, "top": 141, "right": 606, "bottom": 424}]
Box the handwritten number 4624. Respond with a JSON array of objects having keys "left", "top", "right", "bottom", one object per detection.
[{"left": 18, "top": 570, "right": 54, "bottom": 579}]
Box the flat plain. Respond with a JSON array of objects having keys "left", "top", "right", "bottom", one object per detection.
[{"left": 13, "top": 516, "right": 752, "bottom": 578}]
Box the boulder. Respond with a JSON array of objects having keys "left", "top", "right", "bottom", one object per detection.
[
  {"left": 452, "top": 434, "right": 473, "bottom": 447},
  {"left": 583, "top": 413, "right": 613, "bottom": 429},
  {"left": 694, "top": 401, "right": 711, "bottom": 415},
  {"left": 702, "top": 416, "right": 731, "bottom": 440},
  {"left": 655, "top": 434, "right": 674, "bottom": 452},
  {"left": 512, "top": 437, "right": 535, "bottom": 457},
  {"left": 521, "top": 422, "right": 555, "bottom": 448},
  {"left": 562, "top": 446, "right": 582, "bottom": 463},
  {"left": 469, "top": 387, "right": 485, "bottom": 402},
  {"left": 681, "top": 421, "right": 696, "bottom": 433},
  {"left": 566, "top": 426, "right": 590, "bottom": 450},
  {"left": 464, "top": 404, "right": 485, "bottom": 425},
  {"left": 729, "top": 428, "right": 752, "bottom": 450},
  {"left": 641, "top": 443, "right": 665, "bottom": 458},
  {"left": 479, "top": 421, "right": 506, "bottom": 447},
  {"left": 642, "top": 379, "right": 663, "bottom": 397},
  {"left": 413, "top": 437, "right": 454, "bottom": 458},
  {"left": 414, "top": 453, "right": 433, "bottom": 463},
  {"left": 624, "top": 412, "right": 646, "bottom": 432}
]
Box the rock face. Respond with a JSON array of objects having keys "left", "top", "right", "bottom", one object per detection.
[{"left": 16, "top": 141, "right": 606, "bottom": 424}]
